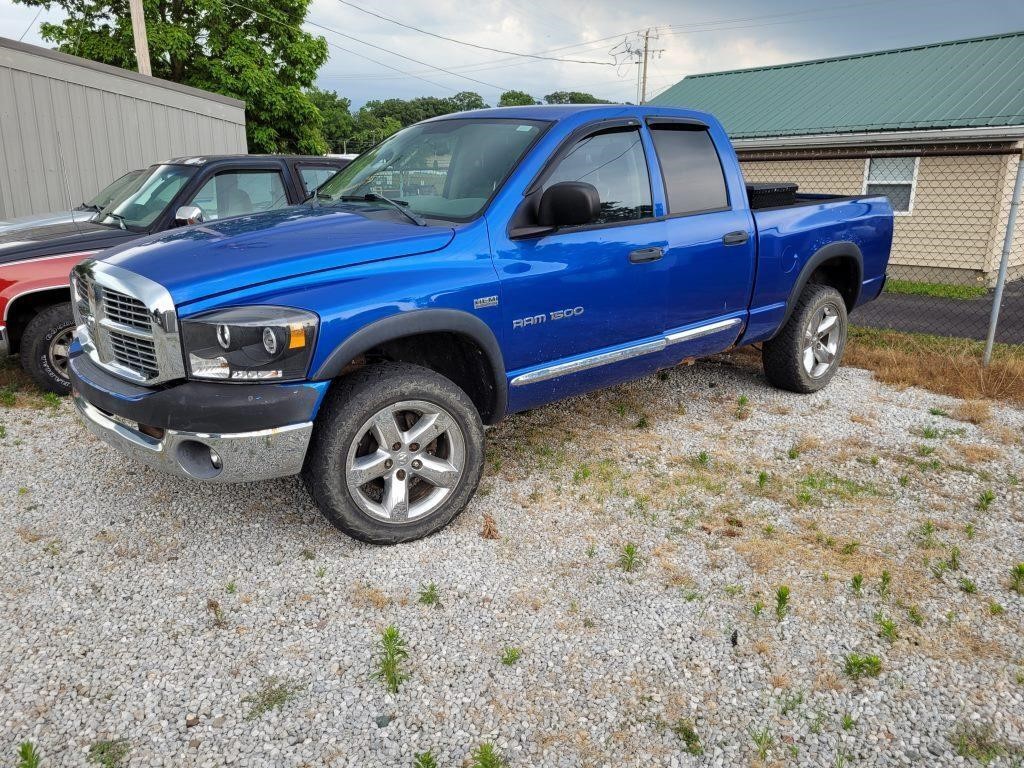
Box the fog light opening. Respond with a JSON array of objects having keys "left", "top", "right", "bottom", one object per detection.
[{"left": 175, "top": 439, "right": 224, "bottom": 479}]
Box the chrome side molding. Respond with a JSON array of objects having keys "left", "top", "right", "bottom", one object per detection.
[{"left": 510, "top": 316, "right": 743, "bottom": 387}]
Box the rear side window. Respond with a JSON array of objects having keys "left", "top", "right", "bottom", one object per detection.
[
  {"left": 650, "top": 126, "right": 729, "bottom": 215},
  {"left": 543, "top": 127, "right": 653, "bottom": 225},
  {"left": 299, "top": 166, "right": 339, "bottom": 195}
]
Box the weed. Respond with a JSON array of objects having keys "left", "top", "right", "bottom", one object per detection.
[
  {"left": 0, "top": 388, "right": 15, "bottom": 407},
  {"left": 573, "top": 464, "right": 591, "bottom": 483},
  {"left": 841, "top": 541, "right": 860, "bottom": 555},
  {"left": 952, "top": 723, "right": 1011, "bottom": 764},
  {"left": 723, "top": 583, "right": 743, "bottom": 597},
  {"left": 809, "top": 709, "right": 826, "bottom": 734},
  {"left": 835, "top": 747, "right": 852, "bottom": 768},
  {"left": 976, "top": 489, "right": 995, "bottom": 511},
  {"left": 988, "top": 601, "right": 1005, "bottom": 616},
  {"left": 753, "top": 600, "right": 764, "bottom": 618},
  {"left": 779, "top": 689, "right": 803, "bottom": 715},
  {"left": 841, "top": 712, "right": 856, "bottom": 730},
  {"left": 500, "top": 647, "right": 522, "bottom": 666},
  {"left": 965, "top": 522, "right": 977, "bottom": 539},
  {"left": 922, "top": 425, "right": 940, "bottom": 439},
  {"left": 750, "top": 726, "right": 775, "bottom": 760},
  {"left": 670, "top": 719, "right": 703, "bottom": 755},
  {"left": 418, "top": 582, "right": 441, "bottom": 607},
  {"left": 850, "top": 574, "right": 864, "bottom": 597},
  {"left": 373, "top": 625, "right": 409, "bottom": 694},
  {"left": 757, "top": 470, "right": 768, "bottom": 489},
  {"left": 1011, "top": 563, "right": 1024, "bottom": 594},
  {"left": 879, "top": 570, "right": 891, "bottom": 598},
  {"left": 681, "top": 589, "right": 701, "bottom": 602},
  {"left": 226, "top": 581, "right": 237, "bottom": 594},
  {"left": 87, "top": 739, "right": 130, "bottom": 768},
  {"left": 875, "top": 612, "right": 898, "bottom": 643},
  {"left": 694, "top": 450, "right": 711, "bottom": 468},
  {"left": 735, "top": 394, "right": 751, "bottom": 419},
  {"left": 618, "top": 542, "right": 641, "bottom": 573},
  {"left": 761, "top": 523, "right": 775, "bottom": 537},
  {"left": 315, "top": 565, "right": 327, "bottom": 578},
  {"left": 206, "top": 598, "right": 227, "bottom": 629},
  {"left": 413, "top": 752, "right": 439, "bottom": 768},
  {"left": 775, "top": 585, "right": 790, "bottom": 621},
  {"left": 787, "top": 446, "right": 800, "bottom": 459},
  {"left": 469, "top": 743, "right": 504, "bottom": 768},
  {"left": 243, "top": 676, "right": 303, "bottom": 720},
  {"left": 958, "top": 577, "right": 977, "bottom": 594},
  {"left": 0, "top": 425, "right": 5, "bottom": 439},
  {"left": 41, "top": 392, "right": 60, "bottom": 409},
  {"left": 18, "top": 742, "right": 41, "bottom": 768},
  {"left": 585, "top": 543, "right": 596, "bottom": 558},
  {"left": 917, "top": 519, "right": 939, "bottom": 549},
  {"left": 929, "top": 407, "right": 949, "bottom": 416},
  {"left": 844, "top": 653, "right": 882, "bottom": 680},
  {"left": 916, "top": 444, "right": 936, "bottom": 457},
  {"left": 898, "top": 474, "right": 909, "bottom": 487},
  {"left": 299, "top": 548, "right": 315, "bottom": 560},
  {"left": 634, "top": 415, "right": 650, "bottom": 429}
]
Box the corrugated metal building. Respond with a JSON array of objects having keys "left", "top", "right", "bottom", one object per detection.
[
  {"left": 650, "top": 32, "right": 1024, "bottom": 286},
  {"left": 0, "top": 36, "right": 247, "bottom": 220}
]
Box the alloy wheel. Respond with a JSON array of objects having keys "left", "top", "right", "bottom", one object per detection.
[{"left": 802, "top": 303, "right": 842, "bottom": 378}]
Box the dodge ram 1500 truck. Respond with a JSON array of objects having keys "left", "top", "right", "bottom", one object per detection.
[{"left": 68, "top": 105, "right": 893, "bottom": 544}]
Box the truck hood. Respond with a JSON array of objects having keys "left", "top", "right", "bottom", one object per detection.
[
  {"left": 0, "top": 218, "right": 137, "bottom": 265},
  {"left": 98, "top": 206, "right": 456, "bottom": 306}
]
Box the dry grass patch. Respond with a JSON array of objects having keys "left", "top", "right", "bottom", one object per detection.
[
  {"left": 951, "top": 400, "right": 992, "bottom": 425},
  {"left": 958, "top": 444, "right": 1002, "bottom": 464},
  {"left": 351, "top": 583, "right": 391, "bottom": 610},
  {"left": 845, "top": 328, "right": 1024, "bottom": 404}
]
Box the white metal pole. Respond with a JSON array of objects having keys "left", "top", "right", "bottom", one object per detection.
[
  {"left": 983, "top": 151, "right": 1024, "bottom": 366},
  {"left": 129, "top": 0, "right": 152, "bottom": 76}
]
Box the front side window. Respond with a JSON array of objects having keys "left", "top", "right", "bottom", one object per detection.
[
  {"left": 188, "top": 170, "right": 289, "bottom": 221},
  {"left": 865, "top": 157, "right": 917, "bottom": 213},
  {"left": 94, "top": 165, "right": 196, "bottom": 231},
  {"left": 650, "top": 126, "right": 729, "bottom": 215},
  {"left": 543, "top": 127, "right": 653, "bottom": 225},
  {"left": 317, "top": 118, "right": 547, "bottom": 221}
]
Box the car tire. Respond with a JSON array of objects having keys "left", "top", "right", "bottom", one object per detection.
[
  {"left": 303, "top": 362, "right": 485, "bottom": 544},
  {"left": 762, "top": 283, "right": 848, "bottom": 393},
  {"left": 20, "top": 302, "right": 75, "bottom": 395}
]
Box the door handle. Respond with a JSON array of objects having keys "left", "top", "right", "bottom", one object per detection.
[
  {"left": 629, "top": 247, "right": 664, "bottom": 264},
  {"left": 723, "top": 230, "right": 749, "bottom": 246}
]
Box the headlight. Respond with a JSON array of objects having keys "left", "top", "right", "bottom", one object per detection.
[{"left": 181, "top": 306, "right": 318, "bottom": 382}]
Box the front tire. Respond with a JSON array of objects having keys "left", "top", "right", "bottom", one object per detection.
[
  {"left": 303, "top": 363, "right": 485, "bottom": 544},
  {"left": 20, "top": 302, "right": 75, "bottom": 394},
  {"left": 762, "top": 284, "right": 848, "bottom": 393}
]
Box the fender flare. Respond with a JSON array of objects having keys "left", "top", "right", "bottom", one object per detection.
[
  {"left": 312, "top": 308, "right": 508, "bottom": 423},
  {"left": 778, "top": 241, "right": 863, "bottom": 331}
]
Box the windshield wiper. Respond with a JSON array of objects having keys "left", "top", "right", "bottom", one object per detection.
[
  {"left": 339, "top": 193, "right": 426, "bottom": 227},
  {"left": 80, "top": 203, "right": 102, "bottom": 212},
  {"left": 101, "top": 211, "right": 128, "bottom": 231}
]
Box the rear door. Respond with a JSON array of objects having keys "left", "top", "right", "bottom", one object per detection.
[
  {"left": 491, "top": 121, "right": 669, "bottom": 394},
  {"left": 650, "top": 119, "right": 756, "bottom": 357}
]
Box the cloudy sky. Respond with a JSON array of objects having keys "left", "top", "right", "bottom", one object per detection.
[{"left": 1, "top": 0, "right": 1023, "bottom": 107}]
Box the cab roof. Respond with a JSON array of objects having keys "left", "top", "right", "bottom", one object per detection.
[{"left": 428, "top": 103, "right": 718, "bottom": 125}]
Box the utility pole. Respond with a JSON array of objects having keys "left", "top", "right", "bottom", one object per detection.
[
  {"left": 640, "top": 29, "right": 651, "bottom": 104},
  {"left": 128, "top": 0, "right": 152, "bottom": 76}
]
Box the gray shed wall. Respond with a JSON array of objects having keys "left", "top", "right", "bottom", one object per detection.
[{"left": 0, "top": 37, "right": 247, "bottom": 219}]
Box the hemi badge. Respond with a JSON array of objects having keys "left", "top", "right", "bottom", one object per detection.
[{"left": 473, "top": 295, "right": 499, "bottom": 310}]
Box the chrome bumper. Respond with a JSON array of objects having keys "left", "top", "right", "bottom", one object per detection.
[
  {"left": 73, "top": 390, "right": 313, "bottom": 483},
  {"left": 0, "top": 325, "right": 9, "bottom": 357}
]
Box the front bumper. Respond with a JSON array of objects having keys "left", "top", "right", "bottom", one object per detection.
[{"left": 70, "top": 349, "right": 323, "bottom": 483}]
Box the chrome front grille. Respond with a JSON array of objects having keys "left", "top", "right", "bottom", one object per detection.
[
  {"left": 72, "top": 261, "right": 186, "bottom": 386},
  {"left": 102, "top": 288, "right": 152, "bottom": 331}
]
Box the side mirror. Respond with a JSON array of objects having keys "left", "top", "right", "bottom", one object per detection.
[
  {"left": 175, "top": 205, "right": 204, "bottom": 226},
  {"left": 537, "top": 181, "right": 600, "bottom": 228}
]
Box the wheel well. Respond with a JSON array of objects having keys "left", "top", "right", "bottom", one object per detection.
[
  {"left": 353, "top": 331, "right": 500, "bottom": 423},
  {"left": 4, "top": 288, "right": 71, "bottom": 354},
  {"left": 806, "top": 255, "right": 860, "bottom": 311}
]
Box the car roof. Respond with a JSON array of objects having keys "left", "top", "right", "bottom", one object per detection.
[
  {"left": 162, "top": 154, "right": 348, "bottom": 166},
  {"left": 425, "top": 103, "right": 718, "bottom": 124}
]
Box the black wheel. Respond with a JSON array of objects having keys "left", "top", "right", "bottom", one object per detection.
[
  {"left": 303, "top": 362, "right": 485, "bottom": 544},
  {"left": 762, "top": 284, "right": 848, "bottom": 393},
  {"left": 20, "top": 302, "right": 75, "bottom": 394}
]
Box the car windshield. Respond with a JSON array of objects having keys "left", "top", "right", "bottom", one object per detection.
[
  {"left": 94, "top": 164, "right": 197, "bottom": 232},
  {"left": 83, "top": 169, "right": 146, "bottom": 210},
  {"left": 316, "top": 118, "right": 547, "bottom": 221}
]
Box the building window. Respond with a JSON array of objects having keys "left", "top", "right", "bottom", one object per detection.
[{"left": 864, "top": 156, "right": 918, "bottom": 214}]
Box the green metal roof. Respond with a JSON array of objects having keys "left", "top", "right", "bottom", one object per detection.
[{"left": 649, "top": 31, "right": 1024, "bottom": 139}]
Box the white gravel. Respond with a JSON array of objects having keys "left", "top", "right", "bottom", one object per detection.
[{"left": 1, "top": 356, "right": 1023, "bottom": 767}]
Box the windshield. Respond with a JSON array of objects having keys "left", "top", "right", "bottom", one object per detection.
[
  {"left": 83, "top": 169, "right": 146, "bottom": 210},
  {"left": 94, "top": 165, "right": 196, "bottom": 231},
  {"left": 317, "top": 118, "right": 548, "bottom": 221}
]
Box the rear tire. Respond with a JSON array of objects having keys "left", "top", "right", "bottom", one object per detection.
[
  {"left": 20, "top": 302, "right": 75, "bottom": 395},
  {"left": 303, "top": 362, "right": 485, "bottom": 544},
  {"left": 762, "top": 284, "right": 847, "bottom": 393}
]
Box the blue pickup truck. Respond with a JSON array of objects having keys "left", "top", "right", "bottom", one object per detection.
[{"left": 69, "top": 105, "right": 893, "bottom": 543}]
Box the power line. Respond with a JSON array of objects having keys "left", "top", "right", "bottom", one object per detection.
[
  {"left": 18, "top": 6, "right": 43, "bottom": 41},
  {"left": 334, "top": 0, "right": 614, "bottom": 66}
]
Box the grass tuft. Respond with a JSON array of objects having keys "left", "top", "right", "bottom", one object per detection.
[
  {"left": 18, "top": 742, "right": 41, "bottom": 768},
  {"left": 618, "top": 542, "right": 641, "bottom": 573},
  {"left": 774, "top": 585, "right": 790, "bottom": 621},
  {"left": 243, "top": 676, "right": 303, "bottom": 720},
  {"left": 843, "top": 653, "right": 882, "bottom": 680},
  {"left": 1011, "top": 563, "right": 1024, "bottom": 594},
  {"left": 373, "top": 625, "right": 409, "bottom": 694},
  {"left": 500, "top": 646, "right": 522, "bottom": 666},
  {"left": 413, "top": 751, "right": 439, "bottom": 768},
  {"left": 469, "top": 742, "right": 505, "bottom": 768},
  {"left": 670, "top": 718, "right": 703, "bottom": 755},
  {"left": 87, "top": 739, "right": 130, "bottom": 768}
]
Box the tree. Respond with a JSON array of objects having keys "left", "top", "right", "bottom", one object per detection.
[
  {"left": 543, "top": 91, "right": 613, "bottom": 105},
  {"left": 498, "top": 90, "right": 538, "bottom": 107},
  {"left": 15, "top": 0, "right": 330, "bottom": 154},
  {"left": 309, "top": 87, "right": 354, "bottom": 153}
]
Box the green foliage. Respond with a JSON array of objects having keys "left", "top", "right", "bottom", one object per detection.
[
  {"left": 951, "top": 723, "right": 1012, "bottom": 763},
  {"left": 907, "top": 605, "right": 924, "bottom": 626},
  {"left": 879, "top": 570, "right": 892, "bottom": 598},
  {"left": 775, "top": 585, "right": 790, "bottom": 621},
  {"left": 418, "top": 582, "right": 441, "bottom": 607},
  {"left": 884, "top": 279, "right": 987, "bottom": 300},
  {"left": 18, "top": 0, "right": 330, "bottom": 153},
  {"left": 618, "top": 542, "right": 641, "bottom": 572},
  {"left": 670, "top": 719, "right": 703, "bottom": 755},
  {"left": 841, "top": 712, "right": 856, "bottom": 730},
  {"left": 1011, "top": 563, "right": 1024, "bottom": 594},
  {"left": 958, "top": 576, "right": 977, "bottom": 594},
  {"left": 87, "top": 739, "right": 129, "bottom": 768},
  {"left": 976, "top": 489, "right": 995, "bottom": 511},
  {"left": 500, "top": 646, "right": 522, "bottom": 666},
  {"left": 750, "top": 726, "right": 775, "bottom": 760},
  {"left": 875, "top": 612, "right": 898, "bottom": 642},
  {"left": 470, "top": 742, "right": 504, "bottom": 768},
  {"left": 543, "top": 90, "right": 612, "bottom": 104},
  {"left": 308, "top": 87, "right": 355, "bottom": 152},
  {"left": 843, "top": 653, "right": 882, "bottom": 680},
  {"left": 243, "top": 676, "right": 303, "bottom": 720},
  {"left": 373, "top": 625, "right": 409, "bottom": 693},
  {"left": 757, "top": 470, "right": 769, "bottom": 489},
  {"left": 413, "top": 751, "right": 438, "bottom": 768},
  {"left": 498, "top": 90, "right": 538, "bottom": 106},
  {"left": 18, "top": 742, "right": 41, "bottom": 768},
  {"left": 850, "top": 574, "right": 864, "bottom": 597}
]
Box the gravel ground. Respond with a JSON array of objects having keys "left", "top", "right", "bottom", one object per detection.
[{"left": 1, "top": 354, "right": 1023, "bottom": 767}]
